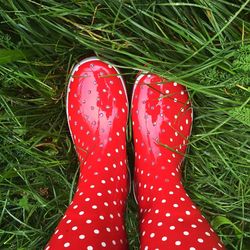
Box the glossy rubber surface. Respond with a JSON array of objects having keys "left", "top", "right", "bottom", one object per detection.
[
  {"left": 132, "top": 73, "right": 225, "bottom": 250},
  {"left": 45, "top": 57, "right": 129, "bottom": 250}
]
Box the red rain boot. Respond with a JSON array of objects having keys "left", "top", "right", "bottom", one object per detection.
[
  {"left": 45, "top": 57, "right": 129, "bottom": 250},
  {"left": 131, "top": 73, "right": 226, "bottom": 250}
]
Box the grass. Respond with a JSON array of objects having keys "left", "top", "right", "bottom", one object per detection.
[{"left": 0, "top": 0, "right": 250, "bottom": 249}]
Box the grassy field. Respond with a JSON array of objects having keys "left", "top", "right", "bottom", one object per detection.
[{"left": 0, "top": 1, "right": 250, "bottom": 249}]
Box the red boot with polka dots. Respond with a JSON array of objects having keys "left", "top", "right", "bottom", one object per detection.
[
  {"left": 45, "top": 57, "right": 129, "bottom": 250},
  {"left": 132, "top": 73, "right": 226, "bottom": 250}
]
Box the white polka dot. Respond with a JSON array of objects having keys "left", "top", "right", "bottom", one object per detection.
[
  {"left": 58, "top": 235, "right": 63, "bottom": 239},
  {"left": 175, "top": 241, "right": 181, "bottom": 246},
  {"left": 205, "top": 232, "right": 211, "bottom": 236},
  {"left": 166, "top": 213, "right": 171, "bottom": 217},
  {"left": 186, "top": 210, "right": 191, "bottom": 215},
  {"left": 198, "top": 238, "right": 204, "bottom": 243},
  {"left": 79, "top": 234, "right": 85, "bottom": 239},
  {"left": 86, "top": 219, "right": 92, "bottom": 224},
  {"left": 66, "top": 220, "right": 71, "bottom": 224},
  {"left": 92, "top": 205, "right": 97, "bottom": 209},
  {"left": 183, "top": 231, "right": 189, "bottom": 235},
  {"left": 190, "top": 248, "right": 196, "bottom": 250},
  {"left": 72, "top": 226, "right": 78, "bottom": 231},
  {"left": 173, "top": 204, "right": 179, "bottom": 208},
  {"left": 101, "top": 242, "right": 106, "bottom": 247},
  {"left": 157, "top": 222, "right": 163, "bottom": 226},
  {"left": 162, "top": 236, "right": 167, "bottom": 241},
  {"left": 87, "top": 247, "right": 93, "bottom": 250},
  {"left": 178, "top": 218, "right": 184, "bottom": 222},
  {"left": 112, "top": 240, "right": 116, "bottom": 245},
  {"left": 191, "top": 224, "right": 197, "bottom": 228},
  {"left": 106, "top": 227, "right": 111, "bottom": 232},
  {"left": 150, "top": 233, "right": 155, "bottom": 238},
  {"left": 170, "top": 226, "right": 175, "bottom": 230},
  {"left": 64, "top": 242, "right": 70, "bottom": 248},
  {"left": 99, "top": 215, "right": 104, "bottom": 220},
  {"left": 94, "top": 229, "right": 100, "bottom": 234},
  {"left": 45, "top": 247, "right": 50, "bottom": 250},
  {"left": 79, "top": 211, "right": 84, "bottom": 215},
  {"left": 73, "top": 205, "right": 78, "bottom": 209}
]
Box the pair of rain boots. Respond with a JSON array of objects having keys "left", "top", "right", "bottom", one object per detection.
[{"left": 45, "top": 57, "right": 225, "bottom": 250}]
